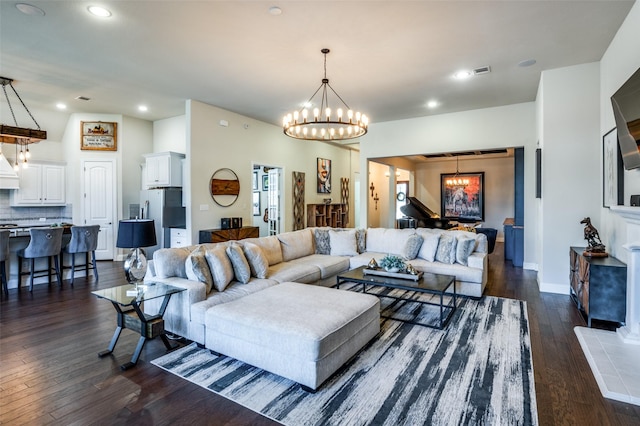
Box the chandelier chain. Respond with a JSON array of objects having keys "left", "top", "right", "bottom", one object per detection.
[
  {"left": 7, "top": 82, "right": 41, "bottom": 130},
  {"left": 2, "top": 84, "right": 18, "bottom": 127}
]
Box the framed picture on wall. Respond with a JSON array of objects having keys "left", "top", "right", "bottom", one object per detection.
[
  {"left": 440, "top": 172, "right": 484, "bottom": 221},
  {"left": 317, "top": 157, "right": 331, "bottom": 193},
  {"left": 602, "top": 128, "right": 624, "bottom": 207},
  {"left": 252, "top": 191, "right": 261, "bottom": 216},
  {"left": 262, "top": 174, "right": 269, "bottom": 191},
  {"left": 80, "top": 121, "right": 117, "bottom": 151}
]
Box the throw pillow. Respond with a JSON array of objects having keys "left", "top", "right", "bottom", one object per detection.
[
  {"left": 314, "top": 229, "right": 331, "bottom": 255},
  {"left": 402, "top": 233, "right": 424, "bottom": 260},
  {"left": 417, "top": 232, "right": 440, "bottom": 262},
  {"left": 204, "top": 246, "right": 234, "bottom": 292},
  {"left": 435, "top": 233, "right": 457, "bottom": 264},
  {"left": 329, "top": 229, "right": 358, "bottom": 256},
  {"left": 226, "top": 243, "right": 251, "bottom": 284},
  {"left": 456, "top": 237, "right": 476, "bottom": 266},
  {"left": 185, "top": 246, "right": 214, "bottom": 293},
  {"left": 243, "top": 242, "right": 269, "bottom": 279},
  {"left": 355, "top": 228, "right": 367, "bottom": 253}
]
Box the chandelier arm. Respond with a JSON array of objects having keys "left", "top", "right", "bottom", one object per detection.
[
  {"left": 325, "top": 82, "right": 352, "bottom": 111},
  {"left": 8, "top": 82, "right": 41, "bottom": 130},
  {"left": 299, "top": 83, "right": 326, "bottom": 113},
  {"left": 2, "top": 84, "right": 19, "bottom": 127}
]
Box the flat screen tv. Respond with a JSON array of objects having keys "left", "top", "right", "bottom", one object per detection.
[{"left": 611, "top": 67, "right": 640, "bottom": 170}]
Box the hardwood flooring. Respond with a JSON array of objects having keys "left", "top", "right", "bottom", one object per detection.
[{"left": 1, "top": 243, "right": 639, "bottom": 425}]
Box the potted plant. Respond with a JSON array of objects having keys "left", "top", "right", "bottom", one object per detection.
[{"left": 379, "top": 255, "right": 406, "bottom": 273}]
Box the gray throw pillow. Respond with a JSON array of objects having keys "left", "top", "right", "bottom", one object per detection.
[
  {"left": 185, "top": 246, "right": 214, "bottom": 293},
  {"left": 226, "top": 243, "right": 251, "bottom": 284},
  {"left": 417, "top": 232, "right": 440, "bottom": 262},
  {"left": 402, "top": 233, "right": 423, "bottom": 260},
  {"left": 435, "top": 233, "right": 457, "bottom": 264},
  {"left": 243, "top": 242, "right": 269, "bottom": 279},
  {"left": 456, "top": 237, "right": 476, "bottom": 266},
  {"left": 329, "top": 229, "right": 358, "bottom": 256},
  {"left": 315, "top": 229, "right": 331, "bottom": 255},
  {"left": 204, "top": 246, "right": 234, "bottom": 292},
  {"left": 355, "top": 228, "right": 366, "bottom": 253}
]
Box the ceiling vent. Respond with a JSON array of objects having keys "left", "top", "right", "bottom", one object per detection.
[
  {"left": 75, "top": 96, "right": 91, "bottom": 101},
  {"left": 473, "top": 66, "right": 491, "bottom": 75}
]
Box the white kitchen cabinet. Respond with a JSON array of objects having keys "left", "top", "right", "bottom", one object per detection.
[
  {"left": 144, "top": 152, "right": 185, "bottom": 188},
  {"left": 11, "top": 162, "right": 66, "bottom": 206},
  {"left": 170, "top": 228, "right": 188, "bottom": 248}
]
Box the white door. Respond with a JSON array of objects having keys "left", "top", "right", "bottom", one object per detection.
[
  {"left": 268, "top": 168, "right": 281, "bottom": 235},
  {"left": 83, "top": 160, "right": 115, "bottom": 260}
]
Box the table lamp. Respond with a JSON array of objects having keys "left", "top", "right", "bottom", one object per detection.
[{"left": 116, "top": 219, "right": 157, "bottom": 293}]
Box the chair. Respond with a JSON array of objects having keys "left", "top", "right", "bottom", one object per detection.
[
  {"left": 17, "top": 227, "right": 64, "bottom": 292},
  {"left": 62, "top": 225, "right": 100, "bottom": 285},
  {"left": 0, "top": 230, "right": 10, "bottom": 297}
]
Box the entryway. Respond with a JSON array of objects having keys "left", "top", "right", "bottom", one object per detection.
[{"left": 252, "top": 164, "right": 283, "bottom": 237}]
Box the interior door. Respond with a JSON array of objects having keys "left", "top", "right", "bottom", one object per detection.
[
  {"left": 83, "top": 160, "right": 115, "bottom": 260},
  {"left": 267, "top": 168, "right": 281, "bottom": 235}
]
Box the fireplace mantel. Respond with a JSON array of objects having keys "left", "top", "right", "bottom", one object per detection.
[{"left": 610, "top": 205, "right": 640, "bottom": 224}]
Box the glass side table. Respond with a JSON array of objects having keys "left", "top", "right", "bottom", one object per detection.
[{"left": 92, "top": 282, "right": 185, "bottom": 370}]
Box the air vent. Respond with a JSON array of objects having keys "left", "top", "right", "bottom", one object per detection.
[
  {"left": 75, "top": 96, "right": 91, "bottom": 101},
  {"left": 473, "top": 66, "right": 491, "bottom": 75}
]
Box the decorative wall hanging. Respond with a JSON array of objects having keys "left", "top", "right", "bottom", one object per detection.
[
  {"left": 292, "top": 171, "right": 305, "bottom": 231},
  {"left": 210, "top": 168, "right": 240, "bottom": 207},
  {"left": 602, "top": 128, "right": 624, "bottom": 208},
  {"left": 340, "top": 177, "right": 349, "bottom": 226},
  {"left": 80, "top": 121, "right": 117, "bottom": 151},
  {"left": 440, "top": 172, "right": 484, "bottom": 221},
  {"left": 317, "top": 158, "right": 331, "bottom": 193},
  {"left": 262, "top": 175, "right": 269, "bottom": 191}
]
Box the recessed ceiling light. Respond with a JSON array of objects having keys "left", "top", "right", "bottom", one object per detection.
[
  {"left": 87, "top": 6, "right": 112, "bottom": 17},
  {"left": 56, "top": 103, "right": 67, "bottom": 110},
  {"left": 16, "top": 3, "right": 45, "bottom": 16},
  {"left": 426, "top": 100, "right": 439, "bottom": 109},
  {"left": 268, "top": 6, "right": 282, "bottom": 16},
  {"left": 518, "top": 59, "right": 537, "bottom": 67},
  {"left": 453, "top": 70, "right": 473, "bottom": 80},
  {"left": 138, "top": 105, "right": 148, "bottom": 112}
]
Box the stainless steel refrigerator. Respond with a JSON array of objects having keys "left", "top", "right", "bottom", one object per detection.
[{"left": 140, "top": 187, "right": 185, "bottom": 257}]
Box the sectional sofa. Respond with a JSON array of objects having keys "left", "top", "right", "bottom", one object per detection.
[{"left": 144, "top": 226, "right": 488, "bottom": 346}]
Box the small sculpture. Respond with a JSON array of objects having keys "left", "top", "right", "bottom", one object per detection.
[
  {"left": 406, "top": 263, "right": 419, "bottom": 275},
  {"left": 580, "top": 217, "right": 608, "bottom": 257},
  {"left": 367, "top": 258, "right": 379, "bottom": 270}
]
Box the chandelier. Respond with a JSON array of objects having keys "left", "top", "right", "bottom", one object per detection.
[
  {"left": 283, "top": 49, "right": 368, "bottom": 141},
  {"left": 445, "top": 156, "right": 469, "bottom": 187},
  {"left": 1, "top": 76, "right": 46, "bottom": 169}
]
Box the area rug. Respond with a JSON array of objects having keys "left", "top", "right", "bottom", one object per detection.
[{"left": 152, "top": 295, "right": 538, "bottom": 426}]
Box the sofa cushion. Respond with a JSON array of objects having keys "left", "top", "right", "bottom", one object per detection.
[
  {"left": 242, "top": 236, "right": 283, "bottom": 266},
  {"left": 278, "top": 229, "right": 314, "bottom": 261},
  {"left": 455, "top": 237, "right": 476, "bottom": 266},
  {"left": 289, "top": 254, "right": 351, "bottom": 279},
  {"left": 185, "top": 246, "right": 214, "bottom": 293},
  {"left": 411, "top": 259, "right": 484, "bottom": 284},
  {"left": 243, "top": 242, "right": 269, "bottom": 279},
  {"left": 435, "top": 232, "right": 457, "bottom": 264},
  {"left": 416, "top": 230, "right": 440, "bottom": 262},
  {"left": 226, "top": 243, "right": 251, "bottom": 284},
  {"left": 267, "top": 262, "right": 321, "bottom": 283},
  {"left": 153, "top": 247, "right": 191, "bottom": 279},
  {"left": 366, "top": 228, "right": 416, "bottom": 256},
  {"left": 402, "top": 233, "right": 423, "bottom": 260},
  {"left": 329, "top": 229, "right": 358, "bottom": 256},
  {"left": 205, "top": 246, "right": 234, "bottom": 292}
]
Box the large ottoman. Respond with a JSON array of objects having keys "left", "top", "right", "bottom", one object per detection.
[{"left": 204, "top": 281, "right": 380, "bottom": 391}]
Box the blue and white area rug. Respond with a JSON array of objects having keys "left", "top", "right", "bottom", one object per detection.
[{"left": 152, "top": 296, "right": 538, "bottom": 426}]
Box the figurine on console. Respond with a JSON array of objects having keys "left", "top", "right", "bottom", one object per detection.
[{"left": 580, "top": 217, "right": 608, "bottom": 257}]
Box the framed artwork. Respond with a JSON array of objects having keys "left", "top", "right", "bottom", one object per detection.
[
  {"left": 262, "top": 174, "right": 269, "bottom": 191},
  {"left": 253, "top": 171, "right": 259, "bottom": 190},
  {"left": 80, "top": 121, "right": 117, "bottom": 151},
  {"left": 317, "top": 157, "right": 331, "bottom": 193},
  {"left": 602, "top": 128, "right": 624, "bottom": 207},
  {"left": 440, "top": 172, "right": 484, "bottom": 221},
  {"left": 252, "top": 191, "right": 261, "bottom": 216}
]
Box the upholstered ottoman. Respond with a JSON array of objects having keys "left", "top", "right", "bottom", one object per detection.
[{"left": 204, "top": 281, "right": 380, "bottom": 391}]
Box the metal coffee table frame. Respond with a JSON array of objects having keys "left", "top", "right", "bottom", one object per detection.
[{"left": 336, "top": 266, "right": 457, "bottom": 329}]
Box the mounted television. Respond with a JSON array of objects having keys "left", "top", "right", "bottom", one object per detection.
[{"left": 611, "top": 67, "right": 640, "bottom": 170}]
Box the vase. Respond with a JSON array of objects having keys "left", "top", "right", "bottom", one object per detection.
[{"left": 385, "top": 267, "right": 400, "bottom": 273}]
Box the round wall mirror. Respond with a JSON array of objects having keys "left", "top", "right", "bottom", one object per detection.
[{"left": 210, "top": 168, "right": 240, "bottom": 207}]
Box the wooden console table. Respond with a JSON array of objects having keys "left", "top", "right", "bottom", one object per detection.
[
  {"left": 199, "top": 226, "right": 259, "bottom": 243},
  {"left": 569, "top": 246, "right": 627, "bottom": 327}
]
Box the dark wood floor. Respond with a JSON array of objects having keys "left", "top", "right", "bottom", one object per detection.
[{"left": 1, "top": 243, "right": 639, "bottom": 425}]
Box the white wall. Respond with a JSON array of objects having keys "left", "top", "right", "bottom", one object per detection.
[
  {"left": 600, "top": 0, "right": 640, "bottom": 264},
  {"left": 536, "top": 62, "right": 601, "bottom": 294},
  {"left": 153, "top": 115, "right": 186, "bottom": 153},
  {"left": 186, "top": 100, "right": 355, "bottom": 245}
]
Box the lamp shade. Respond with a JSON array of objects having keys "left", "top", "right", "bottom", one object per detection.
[{"left": 116, "top": 219, "right": 157, "bottom": 248}]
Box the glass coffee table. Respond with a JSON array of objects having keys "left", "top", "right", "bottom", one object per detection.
[
  {"left": 92, "top": 282, "right": 185, "bottom": 370},
  {"left": 335, "top": 266, "right": 457, "bottom": 329}
]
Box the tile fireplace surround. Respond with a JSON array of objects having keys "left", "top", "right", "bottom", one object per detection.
[{"left": 575, "top": 206, "right": 640, "bottom": 406}]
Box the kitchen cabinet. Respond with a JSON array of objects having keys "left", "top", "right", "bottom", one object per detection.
[
  {"left": 170, "top": 228, "right": 188, "bottom": 248},
  {"left": 11, "top": 162, "right": 66, "bottom": 206},
  {"left": 144, "top": 152, "right": 185, "bottom": 188}
]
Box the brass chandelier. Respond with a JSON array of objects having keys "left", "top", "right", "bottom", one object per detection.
[
  {"left": 444, "top": 156, "right": 469, "bottom": 187},
  {"left": 283, "top": 49, "right": 368, "bottom": 141}
]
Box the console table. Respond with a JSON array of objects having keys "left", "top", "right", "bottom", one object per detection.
[
  {"left": 198, "top": 226, "right": 259, "bottom": 243},
  {"left": 569, "top": 246, "right": 627, "bottom": 327}
]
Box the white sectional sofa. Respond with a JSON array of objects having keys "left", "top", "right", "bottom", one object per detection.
[{"left": 144, "top": 226, "right": 488, "bottom": 346}]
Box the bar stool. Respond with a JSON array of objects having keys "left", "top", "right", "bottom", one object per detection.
[
  {"left": 17, "top": 227, "right": 64, "bottom": 292},
  {"left": 0, "top": 230, "right": 10, "bottom": 297},
  {"left": 62, "top": 225, "right": 100, "bottom": 285}
]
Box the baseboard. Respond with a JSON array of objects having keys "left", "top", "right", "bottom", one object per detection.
[
  {"left": 522, "top": 262, "right": 538, "bottom": 271},
  {"left": 538, "top": 281, "right": 569, "bottom": 295}
]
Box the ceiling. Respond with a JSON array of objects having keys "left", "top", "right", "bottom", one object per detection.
[{"left": 0, "top": 1, "right": 635, "bottom": 128}]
